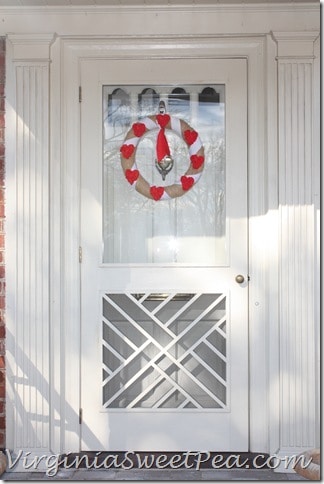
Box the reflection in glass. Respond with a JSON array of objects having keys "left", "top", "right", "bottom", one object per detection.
[
  {"left": 198, "top": 87, "right": 220, "bottom": 125},
  {"left": 107, "top": 88, "right": 131, "bottom": 128},
  {"left": 138, "top": 88, "right": 160, "bottom": 117},
  {"left": 102, "top": 85, "right": 226, "bottom": 265},
  {"left": 168, "top": 88, "right": 190, "bottom": 118}
]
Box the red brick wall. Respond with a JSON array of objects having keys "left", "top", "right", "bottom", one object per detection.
[{"left": 0, "top": 37, "right": 5, "bottom": 449}]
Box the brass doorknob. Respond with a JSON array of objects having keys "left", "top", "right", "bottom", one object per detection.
[{"left": 235, "top": 274, "right": 245, "bottom": 284}]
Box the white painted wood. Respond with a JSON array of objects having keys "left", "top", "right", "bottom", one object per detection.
[
  {"left": 273, "top": 31, "right": 319, "bottom": 59},
  {"left": 248, "top": 31, "right": 282, "bottom": 455},
  {"left": 246, "top": 35, "right": 270, "bottom": 454},
  {"left": 102, "top": 293, "right": 228, "bottom": 410},
  {"left": 49, "top": 36, "right": 65, "bottom": 454},
  {"left": 80, "top": 56, "right": 248, "bottom": 451},
  {"left": 5, "top": 33, "right": 54, "bottom": 62},
  {"left": 4, "top": 38, "right": 15, "bottom": 453},
  {"left": 6, "top": 34, "right": 54, "bottom": 452},
  {"left": 0, "top": 4, "right": 319, "bottom": 38},
  {"left": 273, "top": 30, "right": 319, "bottom": 466},
  {"left": 46, "top": 34, "right": 272, "bottom": 454},
  {"left": 266, "top": 32, "right": 280, "bottom": 457},
  {"left": 0, "top": 0, "right": 318, "bottom": 5},
  {"left": 58, "top": 37, "right": 83, "bottom": 453},
  {"left": 312, "top": 36, "right": 320, "bottom": 451},
  {"left": 3, "top": 3, "right": 319, "bottom": 461}
]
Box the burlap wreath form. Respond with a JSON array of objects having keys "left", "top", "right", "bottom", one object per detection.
[{"left": 120, "top": 115, "right": 205, "bottom": 201}]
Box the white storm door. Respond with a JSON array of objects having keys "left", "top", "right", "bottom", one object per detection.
[{"left": 80, "top": 57, "right": 248, "bottom": 451}]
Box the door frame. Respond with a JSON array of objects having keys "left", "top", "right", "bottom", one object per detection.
[{"left": 51, "top": 34, "right": 278, "bottom": 454}]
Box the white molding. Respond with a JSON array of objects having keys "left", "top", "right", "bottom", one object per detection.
[
  {"left": 58, "top": 35, "right": 270, "bottom": 453},
  {"left": 6, "top": 33, "right": 55, "bottom": 62},
  {"left": 6, "top": 35, "right": 55, "bottom": 452},
  {"left": 54, "top": 37, "right": 82, "bottom": 453},
  {"left": 5, "top": 33, "right": 17, "bottom": 454},
  {"left": 266, "top": 32, "right": 280, "bottom": 454},
  {"left": 0, "top": 3, "right": 319, "bottom": 15},
  {"left": 313, "top": 35, "right": 320, "bottom": 450},
  {"left": 49, "top": 36, "right": 64, "bottom": 455},
  {"left": 272, "top": 31, "right": 319, "bottom": 58},
  {"left": 274, "top": 32, "right": 318, "bottom": 469},
  {"left": 246, "top": 35, "right": 271, "bottom": 453},
  {"left": 0, "top": 7, "right": 319, "bottom": 39}
]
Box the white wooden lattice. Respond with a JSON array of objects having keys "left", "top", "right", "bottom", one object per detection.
[{"left": 102, "top": 293, "right": 227, "bottom": 409}]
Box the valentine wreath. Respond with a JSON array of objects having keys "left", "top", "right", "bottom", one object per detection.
[{"left": 119, "top": 106, "right": 205, "bottom": 201}]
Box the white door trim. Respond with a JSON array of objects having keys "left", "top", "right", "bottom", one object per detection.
[{"left": 54, "top": 34, "right": 273, "bottom": 454}]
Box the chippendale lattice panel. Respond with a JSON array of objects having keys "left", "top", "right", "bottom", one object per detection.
[{"left": 102, "top": 293, "right": 228, "bottom": 410}]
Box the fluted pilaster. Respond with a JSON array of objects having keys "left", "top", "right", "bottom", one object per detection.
[
  {"left": 273, "top": 31, "right": 319, "bottom": 461},
  {"left": 7, "top": 34, "right": 54, "bottom": 451}
]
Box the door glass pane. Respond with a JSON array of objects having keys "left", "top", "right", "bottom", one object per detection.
[{"left": 103, "top": 85, "right": 226, "bottom": 265}]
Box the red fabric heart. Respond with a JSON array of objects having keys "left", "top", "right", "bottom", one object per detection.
[
  {"left": 190, "top": 154, "right": 205, "bottom": 169},
  {"left": 184, "top": 130, "right": 198, "bottom": 146},
  {"left": 181, "top": 176, "right": 195, "bottom": 191},
  {"left": 120, "top": 144, "right": 135, "bottom": 159},
  {"left": 150, "top": 186, "right": 165, "bottom": 201},
  {"left": 132, "top": 122, "right": 146, "bottom": 137},
  {"left": 125, "top": 169, "right": 139, "bottom": 185},
  {"left": 156, "top": 114, "right": 171, "bottom": 129}
]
